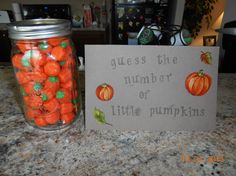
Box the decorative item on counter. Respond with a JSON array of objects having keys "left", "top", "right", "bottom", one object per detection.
[
  {"left": 7, "top": 19, "right": 83, "bottom": 131},
  {"left": 90, "top": 2, "right": 96, "bottom": 23},
  {"left": 137, "top": 24, "right": 192, "bottom": 46},
  {"left": 78, "top": 57, "right": 85, "bottom": 71},
  {"left": 83, "top": 4, "right": 92, "bottom": 28},
  {"left": 94, "top": 6, "right": 101, "bottom": 27},
  {"left": 72, "top": 14, "right": 83, "bottom": 28},
  {"left": 11, "top": 2, "right": 22, "bottom": 21},
  {"left": 101, "top": 0, "right": 107, "bottom": 27}
]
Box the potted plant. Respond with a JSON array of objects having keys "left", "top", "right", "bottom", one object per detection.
[{"left": 183, "top": 0, "right": 218, "bottom": 38}]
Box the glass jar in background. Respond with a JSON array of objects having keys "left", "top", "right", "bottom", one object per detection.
[{"left": 7, "top": 19, "right": 83, "bottom": 130}]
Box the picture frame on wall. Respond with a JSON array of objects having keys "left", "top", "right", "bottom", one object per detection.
[{"left": 203, "top": 35, "right": 217, "bottom": 46}]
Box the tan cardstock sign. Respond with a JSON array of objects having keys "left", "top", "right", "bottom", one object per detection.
[{"left": 85, "top": 45, "right": 219, "bottom": 130}]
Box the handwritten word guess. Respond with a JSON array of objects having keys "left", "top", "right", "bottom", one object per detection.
[{"left": 110, "top": 56, "right": 146, "bottom": 70}]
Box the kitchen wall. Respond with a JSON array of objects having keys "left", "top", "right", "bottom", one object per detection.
[
  {"left": 169, "top": 0, "right": 185, "bottom": 26},
  {"left": 190, "top": 0, "right": 227, "bottom": 46},
  {"left": 0, "top": 0, "right": 104, "bottom": 17},
  {"left": 218, "top": 0, "right": 236, "bottom": 66}
]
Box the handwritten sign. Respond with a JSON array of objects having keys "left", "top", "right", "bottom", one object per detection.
[{"left": 85, "top": 45, "right": 219, "bottom": 130}]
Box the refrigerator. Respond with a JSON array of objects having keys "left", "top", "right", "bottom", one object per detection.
[{"left": 111, "top": 0, "right": 170, "bottom": 44}]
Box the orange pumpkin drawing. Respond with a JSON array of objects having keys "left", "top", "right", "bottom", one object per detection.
[
  {"left": 44, "top": 61, "right": 61, "bottom": 76},
  {"left": 96, "top": 83, "right": 114, "bottom": 101},
  {"left": 185, "top": 70, "right": 212, "bottom": 96},
  {"left": 61, "top": 112, "right": 75, "bottom": 124}
]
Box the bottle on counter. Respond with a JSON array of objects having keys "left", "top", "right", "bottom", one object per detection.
[
  {"left": 7, "top": 19, "right": 84, "bottom": 131},
  {"left": 83, "top": 5, "right": 93, "bottom": 28}
]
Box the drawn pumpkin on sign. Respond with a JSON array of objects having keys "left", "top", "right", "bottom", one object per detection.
[
  {"left": 96, "top": 83, "right": 114, "bottom": 101},
  {"left": 185, "top": 70, "right": 212, "bottom": 96}
]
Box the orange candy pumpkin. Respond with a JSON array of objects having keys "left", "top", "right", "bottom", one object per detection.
[
  {"left": 96, "top": 83, "right": 114, "bottom": 101},
  {"left": 16, "top": 71, "right": 30, "bottom": 85},
  {"left": 34, "top": 116, "right": 48, "bottom": 127},
  {"left": 51, "top": 46, "right": 67, "bottom": 61},
  {"left": 47, "top": 37, "right": 65, "bottom": 46},
  {"left": 61, "top": 80, "right": 76, "bottom": 90},
  {"left": 23, "top": 82, "right": 42, "bottom": 95},
  {"left": 12, "top": 36, "right": 80, "bottom": 128},
  {"left": 56, "top": 88, "right": 72, "bottom": 103},
  {"left": 44, "top": 76, "right": 60, "bottom": 93},
  {"left": 63, "top": 57, "right": 76, "bottom": 68},
  {"left": 58, "top": 68, "right": 72, "bottom": 83},
  {"left": 27, "top": 71, "right": 47, "bottom": 83},
  {"left": 185, "top": 70, "right": 212, "bottom": 96},
  {"left": 43, "top": 98, "right": 59, "bottom": 112},
  {"left": 28, "top": 95, "right": 43, "bottom": 109},
  {"left": 44, "top": 61, "right": 61, "bottom": 76},
  {"left": 30, "top": 54, "right": 47, "bottom": 68},
  {"left": 60, "top": 102, "right": 74, "bottom": 114},
  {"left": 26, "top": 108, "right": 41, "bottom": 120},
  {"left": 38, "top": 43, "right": 53, "bottom": 54},
  {"left": 16, "top": 40, "right": 37, "bottom": 53},
  {"left": 61, "top": 112, "right": 75, "bottom": 124},
  {"left": 41, "top": 88, "right": 55, "bottom": 102},
  {"left": 12, "top": 54, "right": 30, "bottom": 71},
  {"left": 43, "top": 110, "right": 60, "bottom": 125}
]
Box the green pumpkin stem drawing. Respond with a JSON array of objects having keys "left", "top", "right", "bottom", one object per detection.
[{"left": 93, "top": 107, "right": 112, "bottom": 126}]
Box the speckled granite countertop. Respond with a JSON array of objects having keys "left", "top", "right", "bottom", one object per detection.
[{"left": 0, "top": 66, "right": 235, "bottom": 176}]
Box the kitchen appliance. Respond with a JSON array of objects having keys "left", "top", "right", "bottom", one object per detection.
[
  {"left": 0, "top": 11, "right": 14, "bottom": 63},
  {"left": 21, "top": 4, "right": 72, "bottom": 20},
  {"left": 111, "top": 0, "right": 170, "bottom": 44},
  {"left": 0, "top": 10, "right": 14, "bottom": 23}
]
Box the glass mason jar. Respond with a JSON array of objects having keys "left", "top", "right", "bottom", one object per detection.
[{"left": 7, "top": 19, "right": 83, "bottom": 130}]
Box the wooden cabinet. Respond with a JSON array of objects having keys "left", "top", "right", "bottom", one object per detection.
[{"left": 71, "top": 27, "right": 109, "bottom": 58}]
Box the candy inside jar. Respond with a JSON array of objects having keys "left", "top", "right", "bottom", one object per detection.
[{"left": 8, "top": 19, "right": 82, "bottom": 130}]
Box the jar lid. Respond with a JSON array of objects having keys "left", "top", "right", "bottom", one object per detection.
[{"left": 8, "top": 19, "right": 71, "bottom": 40}]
